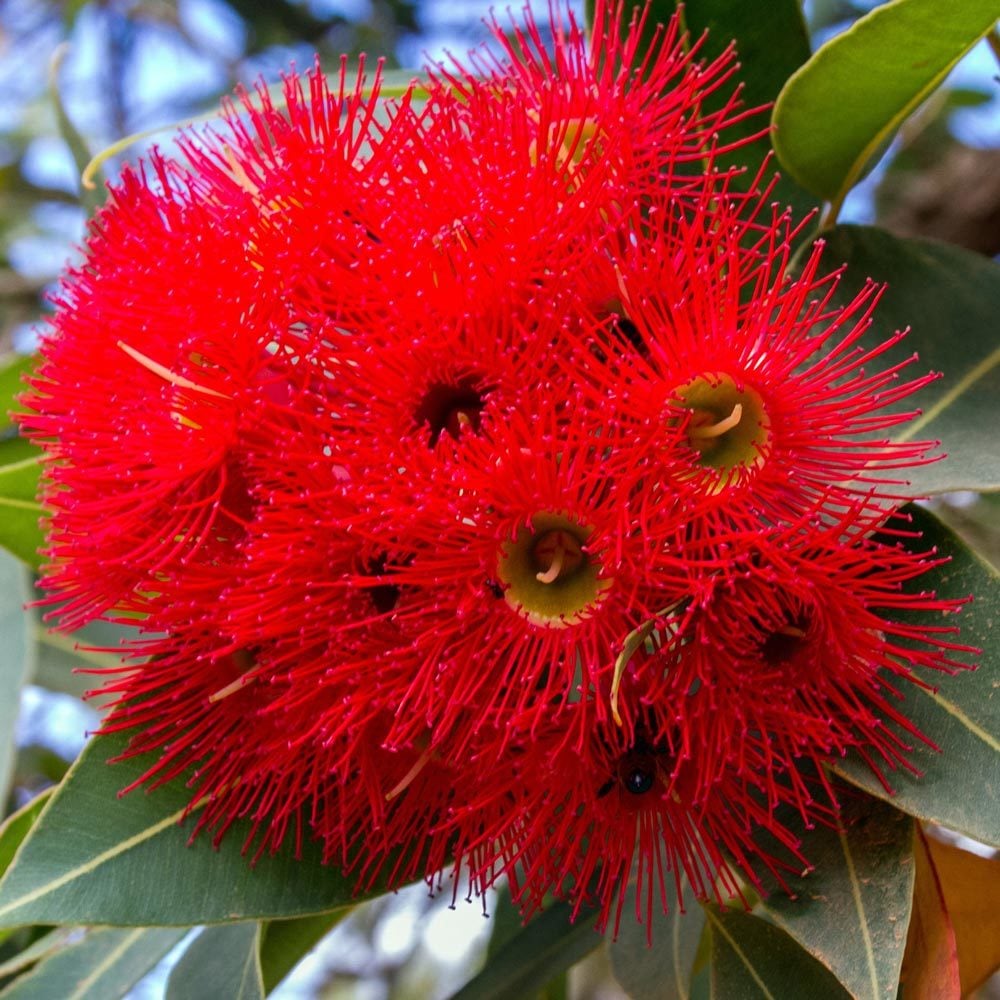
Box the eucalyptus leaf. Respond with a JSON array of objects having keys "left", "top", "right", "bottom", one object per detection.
[
  {"left": 0, "top": 792, "right": 51, "bottom": 880},
  {"left": 754, "top": 794, "right": 914, "bottom": 1000},
  {"left": 259, "top": 911, "right": 347, "bottom": 993},
  {"left": 608, "top": 873, "right": 705, "bottom": 1000},
  {"left": 0, "top": 354, "right": 34, "bottom": 434},
  {"left": 450, "top": 901, "right": 602, "bottom": 1000},
  {"left": 0, "top": 549, "right": 35, "bottom": 803},
  {"left": 166, "top": 923, "right": 263, "bottom": 1000},
  {"left": 0, "top": 927, "right": 76, "bottom": 981},
  {"left": 0, "top": 457, "right": 43, "bottom": 569},
  {"left": 834, "top": 505, "right": 1000, "bottom": 847},
  {"left": 706, "top": 905, "right": 853, "bottom": 999},
  {"left": 0, "top": 926, "right": 186, "bottom": 1000},
  {"left": 772, "top": 0, "right": 1000, "bottom": 214},
  {"left": 675, "top": 0, "right": 817, "bottom": 220},
  {"left": 0, "top": 730, "right": 387, "bottom": 928},
  {"left": 823, "top": 224, "right": 1000, "bottom": 495}
]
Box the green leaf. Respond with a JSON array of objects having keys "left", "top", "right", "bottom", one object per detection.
[
  {"left": 0, "top": 927, "right": 186, "bottom": 1000},
  {"left": 450, "top": 902, "right": 602, "bottom": 1000},
  {"left": 0, "top": 458, "right": 43, "bottom": 570},
  {"left": 706, "top": 905, "right": 853, "bottom": 999},
  {"left": 0, "top": 927, "right": 77, "bottom": 981},
  {"left": 675, "top": 0, "right": 817, "bottom": 220},
  {"left": 0, "top": 730, "right": 387, "bottom": 927},
  {"left": 0, "top": 793, "right": 52, "bottom": 881},
  {"left": 607, "top": 874, "right": 705, "bottom": 1000},
  {"left": 823, "top": 224, "right": 1000, "bottom": 495},
  {"left": 834, "top": 505, "right": 1000, "bottom": 848},
  {"left": 485, "top": 884, "right": 526, "bottom": 960},
  {"left": 0, "top": 354, "right": 34, "bottom": 435},
  {"left": 166, "top": 924, "right": 263, "bottom": 1000},
  {"left": 0, "top": 550, "right": 35, "bottom": 803},
  {"left": 755, "top": 794, "right": 914, "bottom": 1000},
  {"left": 772, "top": 0, "right": 1000, "bottom": 215},
  {"left": 259, "top": 911, "right": 346, "bottom": 993}
]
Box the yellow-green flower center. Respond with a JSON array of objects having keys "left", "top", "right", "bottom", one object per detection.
[
  {"left": 674, "top": 372, "right": 771, "bottom": 491},
  {"left": 496, "top": 513, "right": 611, "bottom": 629}
]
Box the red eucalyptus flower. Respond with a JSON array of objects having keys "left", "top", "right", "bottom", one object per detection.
[
  {"left": 584, "top": 189, "right": 941, "bottom": 530},
  {"left": 642, "top": 507, "right": 975, "bottom": 805},
  {"left": 15, "top": 0, "right": 976, "bottom": 944},
  {"left": 19, "top": 159, "right": 268, "bottom": 631}
]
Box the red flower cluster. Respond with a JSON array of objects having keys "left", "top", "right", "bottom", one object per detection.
[{"left": 20, "top": 1, "right": 973, "bottom": 935}]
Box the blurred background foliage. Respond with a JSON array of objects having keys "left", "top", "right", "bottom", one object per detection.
[{"left": 0, "top": 1, "right": 997, "bottom": 997}]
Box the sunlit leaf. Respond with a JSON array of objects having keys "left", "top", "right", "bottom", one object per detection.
[
  {"left": 772, "top": 0, "right": 1000, "bottom": 216},
  {"left": 0, "top": 457, "right": 43, "bottom": 569},
  {"left": 0, "top": 793, "right": 52, "bottom": 880},
  {"left": 259, "top": 911, "right": 347, "bottom": 994},
  {"left": 0, "top": 354, "right": 34, "bottom": 434}
]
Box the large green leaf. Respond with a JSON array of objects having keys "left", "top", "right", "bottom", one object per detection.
[
  {"left": 834, "top": 505, "right": 1000, "bottom": 847},
  {"left": 0, "top": 730, "right": 385, "bottom": 927},
  {"left": 259, "top": 911, "right": 347, "bottom": 993},
  {"left": 607, "top": 874, "right": 706, "bottom": 1000},
  {"left": 0, "top": 457, "right": 43, "bottom": 569},
  {"left": 755, "top": 795, "right": 914, "bottom": 1000},
  {"left": 0, "top": 550, "right": 34, "bottom": 803},
  {"left": 0, "top": 927, "right": 186, "bottom": 1000},
  {"left": 823, "top": 224, "right": 1000, "bottom": 495},
  {"left": 675, "top": 0, "right": 817, "bottom": 220},
  {"left": 166, "top": 924, "right": 263, "bottom": 1000},
  {"left": 450, "top": 901, "right": 602, "bottom": 1000},
  {"left": 706, "top": 906, "right": 853, "bottom": 999},
  {"left": 772, "top": 0, "right": 1000, "bottom": 214}
]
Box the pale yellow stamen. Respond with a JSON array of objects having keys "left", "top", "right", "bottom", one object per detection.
[
  {"left": 171, "top": 412, "right": 203, "bottom": 431},
  {"left": 209, "top": 675, "right": 251, "bottom": 703},
  {"left": 778, "top": 625, "right": 807, "bottom": 638},
  {"left": 689, "top": 403, "right": 743, "bottom": 440},
  {"left": 610, "top": 602, "right": 683, "bottom": 727},
  {"left": 118, "top": 341, "right": 230, "bottom": 399},
  {"left": 536, "top": 545, "right": 565, "bottom": 584},
  {"left": 385, "top": 747, "right": 434, "bottom": 801},
  {"left": 533, "top": 530, "right": 582, "bottom": 585}
]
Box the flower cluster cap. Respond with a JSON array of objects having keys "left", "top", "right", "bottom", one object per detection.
[{"left": 18, "top": 0, "right": 974, "bottom": 938}]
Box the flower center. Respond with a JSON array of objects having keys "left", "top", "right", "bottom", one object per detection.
[
  {"left": 413, "top": 375, "right": 490, "bottom": 446},
  {"left": 532, "top": 529, "right": 585, "bottom": 584},
  {"left": 674, "top": 372, "right": 771, "bottom": 491},
  {"left": 758, "top": 613, "right": 812, "bottom": 668},
  {"left": 364, "top": 552, "right": 404, "bottom": 614},
  {"left": 616, "top": 750, "right": 658, "bottom": 798},
  {"left": 496, "top": 514, "right": 611, "bottom": 629}
]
